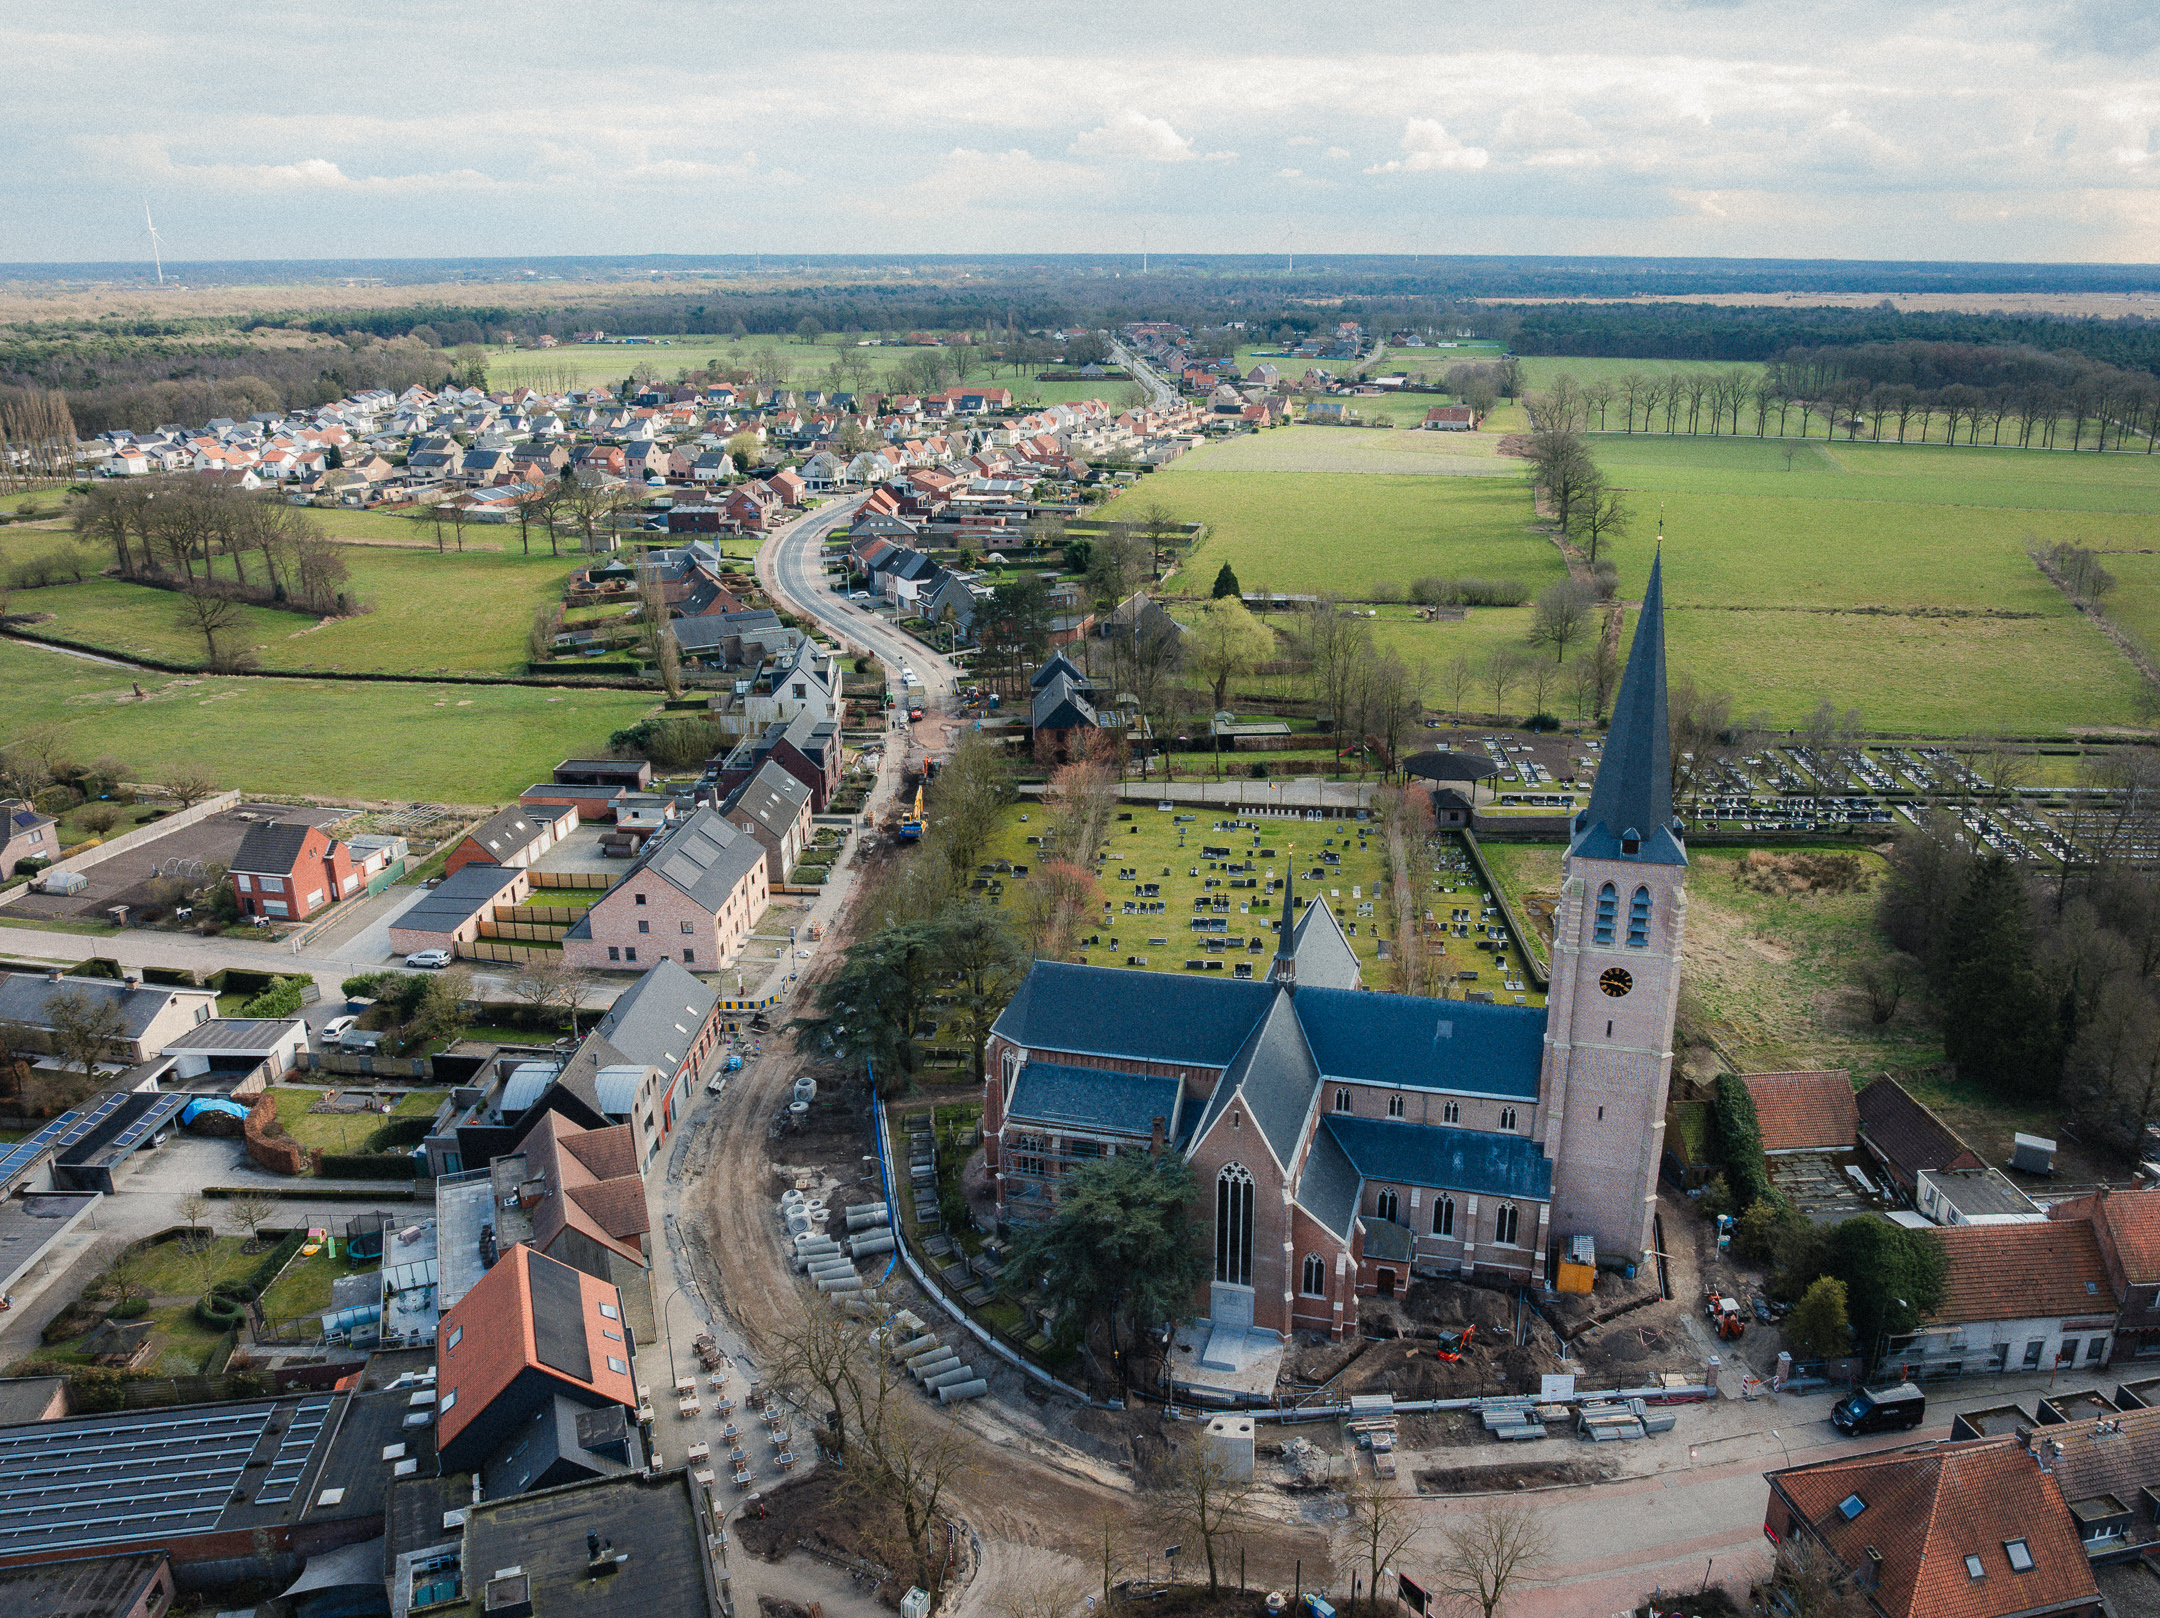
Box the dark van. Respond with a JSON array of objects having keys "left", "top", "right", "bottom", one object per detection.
[{"left": 1831, "top": 1382, "right": 1926, "bottom": 1435}]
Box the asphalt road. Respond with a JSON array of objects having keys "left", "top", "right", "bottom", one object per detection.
[{"left": 1112, "top": 339, "right": 1177, "bottom": 409}]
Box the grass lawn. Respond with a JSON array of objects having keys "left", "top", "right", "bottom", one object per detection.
[
  {"left": 130, "top": 1232, "right": 258, "bottom": 1296},
  {"left": 1105, "top": 470, "right": 1561, "bottom": 602},
  {"left": 260, "top": 1246, "right": 378, "bottom": 1324},
  {"left": 492, "top": 335, "right": 1056, "bottom": 394},
  {"left": 977, "top": 807, "right": 1540, "bottom": 997},
  {"left": 272, "top": 1089, "right": 389, "bottom": 1155},
  {"left": 0, "top": 638, "right": 655, "bottom": 801},
  {"left": 393, "top": 1089, "right": 447, "bottom": 1117}
]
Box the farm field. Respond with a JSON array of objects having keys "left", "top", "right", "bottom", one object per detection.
[
  {"left": 1106, "top": 470, "right": 1561, "bottom": 601},
  {"left": 0, "top": 638, "right": 653, "bottom": 802},
  {"left": 11, "top": 543, "right": 582, "bottom": 675},
  {"left": 492, "top": 335, "right": 1080, "bottom": 400},
  {"left": 1518, "top": 356, "right": 1763, "bottom": 391},
  {"left": 1165, "top": 425, "right": 1517, "bottom": 476}
]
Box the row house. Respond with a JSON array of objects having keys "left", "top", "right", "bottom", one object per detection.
[{"left": 562, "top": 808, "right": 770, "bottom": 974}]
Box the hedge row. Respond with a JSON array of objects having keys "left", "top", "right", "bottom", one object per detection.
[
  {"left": 364, "top": 1116, "right": 433, "bottom": 1152},
  {"left": 316, "top": 1152, "right": 420, "bottom": 1180},
  {"left": 1712, "top": 1072, "right": 1788, "bottom": 1214},
  {"left": 0, "top": 626, "right": 651, "bottom": 691},
  {"left": 203, "top": 1184, "right": 416, "bottom": 1202}
]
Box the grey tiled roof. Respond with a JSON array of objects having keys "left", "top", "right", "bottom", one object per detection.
[
  {"left": 594, "top": 960, "right": 715, "bottom": 1074},
  {"left": 627, "top": 807, "right": 764, "bottom": 912},
  {"left": 1294, "top": 1121, "right": 1361, "bottom": 1240},
  {"left": 721, "top": 760, "right": 811, "bottom": 841},
  {"left": 991, "top": 963, "right": 1275, "bottom": 1069},
  {"left": 0, "top": 972, "right": 211, "bottom": 1038},
  {"left": 1205, "top": 985, "right": 1320, "bottom": 1169},
  {"left": 1290, "top": 897, "right": 1363, "bottom": 991},
  {"left": 1295, "top": 987, "right": 1544, "bottom": 1101},
  {"left": 229, "top": 821, "right": 317, "bottom": 876},
  {"left": 394, "top": 862, "right": 525, "bottom": 936},
  {"left": 1007, "top": 1060, "right": 1181, "bottom": 1136},
  {"left": 461, "top": 805, "right": 559, "bottom": 863},
  {"left": 1324, "top": 1114, "right": 1554, "bottom": 1201}
]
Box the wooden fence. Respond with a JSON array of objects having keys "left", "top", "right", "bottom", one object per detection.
[
  {"left": 531, "top": 870, "right": 612, "bottom": 891},
  {"left": 497, "top": 903, "right": 587, "bottom": 925},
  {"left": 479, "top": 920, "right": 570, "bottom": 943},
  {"left": 462, "top": 939, "right": 558, "bottom": 966}
]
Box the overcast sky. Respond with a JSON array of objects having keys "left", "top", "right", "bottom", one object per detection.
[{"left": 7, "top": 0, "right": 2159, "bottom": 266}]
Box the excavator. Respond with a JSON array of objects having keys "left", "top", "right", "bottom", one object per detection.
[{"left": 899, "top": 783, "right": 924, "bottom": 842}]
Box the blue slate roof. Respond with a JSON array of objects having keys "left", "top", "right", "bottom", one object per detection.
[
  {"left": 1008, "top": 1060, "right": 1181, "bottom": 1137},
  {"left": 1324, "top": 1114, "right": 1554, "bottom": 1201},
  {"left": 1572, "top": 551, "right": 1686, "bottom": 867},
  {"left": 991, "top": 963, "right": 1275, "bottom": 1068},
  {"left": 1295, "top": 987, "right": 1544, "bottom": 1100},
  {"left": 1200, "top": 985, "right": 1320, "bottom": 1169},
  {"left": 1295, "top": 1123, "right": 1361, "bottom": 1240}
]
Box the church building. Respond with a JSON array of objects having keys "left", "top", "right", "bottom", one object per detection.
[{"left": 982, "top": 559, "right": 1688, "bottom": 1340}]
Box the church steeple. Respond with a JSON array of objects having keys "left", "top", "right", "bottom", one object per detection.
[
  {"left": 1571, "top": 551, "right": 1685, "bottom": 866},
  {"left": 1272, "top": 865, "right": 1297, "bottom": 985}
]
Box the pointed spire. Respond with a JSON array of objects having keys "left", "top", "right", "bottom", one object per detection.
[
  {"left": 1273, "top": 863, "right": 1298, "bottom": 984},
  {"left": 1574, "top": 551, "right": 1684, "bottom": 865}
]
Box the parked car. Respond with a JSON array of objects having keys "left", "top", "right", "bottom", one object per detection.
[
  {"left": 1830, "top": 1382, "right": 1926, "bottom": 1435},
  {"left": 404, "top": 948, "right": 453, "bottom": 969},
  {"left": 320, "top": 1014, "right": 358, "bottom": 1045}
]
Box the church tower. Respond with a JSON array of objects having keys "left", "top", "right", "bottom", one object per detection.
[{"left": 1538, "top": 555, "right": 1687, "bottom": 1262}]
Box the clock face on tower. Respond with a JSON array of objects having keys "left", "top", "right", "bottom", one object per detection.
[{"left": 1599, "top": 967, "right": 1634, "bottom": 999}]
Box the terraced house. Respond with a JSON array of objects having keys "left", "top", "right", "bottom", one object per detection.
[{"left": 984, "top": 560, "right": 1691, "bottom": 1341}]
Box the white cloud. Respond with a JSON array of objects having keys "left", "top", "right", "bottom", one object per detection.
[
  {"left": 1071, "top": 110, "right": 1201, "bottom": 163},
  {"left": 1324, "top": 146, "right": 1351, "bottom": 160},
  {"left": 1366, "top": 118, "right": 1490, "bottom": 174}
]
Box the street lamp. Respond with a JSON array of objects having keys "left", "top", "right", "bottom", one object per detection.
[{"left": 1770, "top": 1428, "right": 1793, "bottom": 1469}]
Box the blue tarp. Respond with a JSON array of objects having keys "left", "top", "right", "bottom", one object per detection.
[{"left": 180, "top": 1098, "right": 251, "bottom": 1126}]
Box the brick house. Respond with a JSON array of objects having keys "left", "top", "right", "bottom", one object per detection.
[
  {"left": 2049, "top": 1187, "right": 2160, "bottom": 1362},
  {"left": 228, "top": 821, "right": 357, "bottom": 920},
  {"left": 0, "top": 801, "right": 59, "bottom": 875},
  {"left": 719, "top": 759, "right": 814, "bottom": 886},
  {"left": 713, "top": 709, "right": 843, "bottom": 813},
  {"left": 1764, "top": 1439, "right": 2101, "bottom": 1618},
  {"left": 443, "top": 803, "right": 578, "bottom": 879},
  {"left": 561, "top": 808, "right": 769, "bottom": 972},
  {"left": 387, "top": 862, "right": 531, "bottom": 957}
]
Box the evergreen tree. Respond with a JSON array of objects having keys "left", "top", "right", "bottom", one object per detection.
[
  {"left": 1211, "top": 561, "right": 1241, "bottom": 599},
  {"left": 1941, "top": 853, "right": 2062, "bottom": 1096},
  {"left": 1786, "top": 1276, "right": 1851, "bottom": 1362},
  {"left": 1830, "top": 1217, "right": 1945, "bottom": 1368}
]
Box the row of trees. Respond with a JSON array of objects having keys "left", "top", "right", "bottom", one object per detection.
[
  {"left": 71, "top": 478, "right": 355, "bottom": 613},
  {"left": 0, "top": 388, "right": 76, "bottom": 492}
]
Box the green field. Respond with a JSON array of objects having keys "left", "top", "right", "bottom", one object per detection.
[
  {"left": 1105, "top": 469, "right": 1561, "bottom": 602},
  {"left": 0, "top": 638, "right": 654, "bottom": 802},
  {"left": 1162, "top": 425, "right": 1516, "bottom": 476},
  {"left": 1518, "top": 356, "right": 1763, "bottom": 391},
  {"left": 491, "top": 335, "right": 1081, "bottom": 400},
  {"left": 12, "top": 543, "right": 583, "bottom": 675}
]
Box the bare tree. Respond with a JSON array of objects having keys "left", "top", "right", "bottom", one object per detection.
[
  {"left": 46, "top": 985, "right": 128, "bottom": 1080},
  {"left": 103, "top": 1242, "right": 149, "bottom": 1310},
  {"left": 223, "top": 1190, "right": 280, "bottom": 1251},
  {"left": 1342, "top": 1470, "right": 1423, "bottom": 1611},
  {"left": 1431, "top": 1500, "right": 1551, "bottom": 1618},
  {"left": 177, "top": 1189, "right": 209, "bottom": 1237},
  {"left": 761, "top": 1282, "right": 874, "bottom": 1454},
  {"left": 1527, "top": 580, "right": 1595, "bottom": 664},
  {"left": 173, "top": 586, "right": 249, "bottom": 670},
  {"left": 1150, "top": 1441, "right": 1256, "bottom": 1594},
  {"left": 1572, "top": 483, "right": 1629, "bottom": 565},
  {"left": 1445, "top": 652, "right": 1475, "bottom": 724},
  {"left": 1482, "top": 647, "right": 1525, "bottom": 723},
  {"left": 161, "top": 768, "right": 219, "bottom": 809},
  {"left": 1761, "top": 1534, "right": 1875, "bottom": 1618}
]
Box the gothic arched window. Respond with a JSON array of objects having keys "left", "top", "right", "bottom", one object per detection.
[
  {"left": 1215, "top": 1164, "right": 1254, "bottom": 1286},
  {"left": 1593, "top": 883, "right": 1617, "bottom": 947}
]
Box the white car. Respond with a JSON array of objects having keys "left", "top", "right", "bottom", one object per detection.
[
  {"left": 404, "top": 949, "right": 453, "bottom": 969},
  {"left": 320, "top": 1014, "right": 358, "bottom": 1045}
]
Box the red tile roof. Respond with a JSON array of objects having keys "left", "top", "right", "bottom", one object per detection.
[
  {"left": 1772, "top": 1439, "right": 2098, "bottom": 1618},
  {"left": 1929, "top": 1220, "right": 2113, "bottom": 1324},
  {"left": 1742, "top": 1070, "right": 1858, "bottom": 1152},
  {"left": 2097, "top": 1188, "right": 2160, "bottom": 1286}
]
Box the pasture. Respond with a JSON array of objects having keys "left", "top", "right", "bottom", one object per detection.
[
  {"left": 1166, "top": 425, "right": 1516, "bottom": 476},
  {"left": 10, "top": 543, "right": 583, "bottom": 676},
  {"left": 1104, "top": 470, "right": 1562, "bottom": 601},
  {"left": 0, "top": 639, "right": 653, "bottom": 802},
  {"left": 489, "top": 335, "right": 1074, "bottom": 400}
]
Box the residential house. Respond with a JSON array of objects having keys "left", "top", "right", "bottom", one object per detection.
[
  {"left": 387, "top": 862, "right": 533, "bottom": 957},
  {"left": 719, "top": 759, "right": 815, "bottom": 886},
  {"left": 1030, "top": 649, "right": 1106, "bottom": 761},
  {"left": 2050, "top": 1188, "right": 2160, "bottom": 1362},
  {"left": 1763, "top": 1440, "right": 2101, "bottom": 1618},
  {"left": 723, "top": 484, "right": 781, "bottom": 532},
  {"left": 562, "top": 809, "right": 770, "bottom": 973},
  {"left": 0, "top": 970, "right": 217, "bottom": 1065},
  {"left": 1918, "top": 1166, "right": 2048, "bottom": 1227},
  {"left": 434, "top": 1244, "right": 643, "bottom": 1488},
  {"left": 443, "top": 803, "right": 578, "bottom": 878},
  {"left": 1884, "top": 1220, "right": 2118, "bottom": 1380},
  {"left": 581, "top": 960, "right": 725, "bottom": 1158},
  {"left": 1424, "top": 405, "right": 1477, "bottom": 430},
  {"left": 1859, "top": 1076, "right": 1986, "bottom": 1201},
  {"left": 228, "top": 820, "right": 358, "bottom": 920},
  {"left": 2016, "top": 1404, "right": 2160, "bottom": 1564},
  {"left": 765, "top": 467, "right": 805, "bottom": 507},
  {"left": 518, "top": 1108, "right": 651, "bottom": 1304},
  {"left": 0, "top": 801, "right": 59, "bottom": 876},
  {"left": 713, "top": 709, "right": 844, "bottom": 813}
]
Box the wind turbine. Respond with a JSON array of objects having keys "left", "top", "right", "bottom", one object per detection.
[{"left": 144, "top": 199, "right": 165, "bottom": 286}]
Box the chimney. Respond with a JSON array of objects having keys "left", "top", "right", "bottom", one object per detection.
[
  {"left": 1862, "top": 1548, "right": 1883, "bottom": 1590},
  {"left": 123, "top": 975, "right": 140, "bottom": 990},
  {"left": 46, "top": 968, "right": 63, "bottom": 984}
]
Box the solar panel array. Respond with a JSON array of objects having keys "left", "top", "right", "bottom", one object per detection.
[
  {"left": 97, "top": 1093, "right": 188, "bottom": 1159},
  {"left": 0, "top": 1403, "right": 281, "bottom": 1552},
  {"left": 250, "top": 1398, "right": 334, "bottom": 1506},
  {"left": 0, "top": 1110, "right": 82, "bottom": 1184},
  {"left": 53, "top": 1092, "right": 131, "bottom": 1154}
]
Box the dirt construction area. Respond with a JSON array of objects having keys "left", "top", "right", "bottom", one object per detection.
[{"left": 6, "top": 801, "right": 349, "bottom": 921}]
